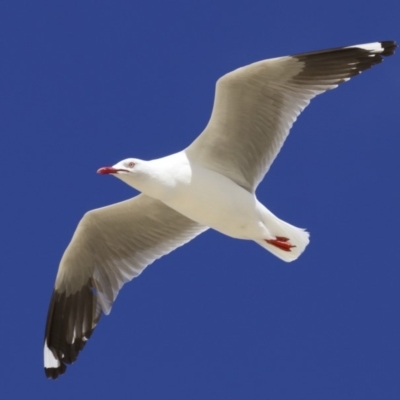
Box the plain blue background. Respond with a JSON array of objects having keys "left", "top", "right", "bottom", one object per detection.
[{"left": 1, "top": 1, "right": 399, "bottom": 399}]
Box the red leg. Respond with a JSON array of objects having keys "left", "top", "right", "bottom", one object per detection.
[{"left": 265, "top": 237, "right": 296, "bottom": 252}]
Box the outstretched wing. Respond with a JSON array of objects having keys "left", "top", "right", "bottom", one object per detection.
[
  {"left": 44, "top": 194, "right": 207, "bottom": 379},
  {"left": 187, "top": 41, "right": 396, "bottom": 192}
]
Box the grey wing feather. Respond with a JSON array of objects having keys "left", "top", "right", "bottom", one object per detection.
[
  {"left": 44, "top": 194, "right": 207, "bottom": 378},
  {"left": 186, "top": 41, "right": 396, "bottom": 192}
]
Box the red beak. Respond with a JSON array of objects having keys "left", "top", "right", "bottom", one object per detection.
[{"left": 97, "top": 167, "right": 118, "bottom": 175}]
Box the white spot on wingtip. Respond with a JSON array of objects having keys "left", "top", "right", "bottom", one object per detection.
[
  {"left": 44, "top": 341, "right": 60, "bottom": 369},
  {"left": 346, "top": 42, "right": 383, "bottom": 53}
]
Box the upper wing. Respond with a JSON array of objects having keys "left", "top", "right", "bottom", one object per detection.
[
  {"left": 44, "top": 194, "right": 207, "bottom": 379},
  {"left": 186, "top": 41, "right": 396, "bottom": 192}
]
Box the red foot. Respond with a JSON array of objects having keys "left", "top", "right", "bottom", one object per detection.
[
  {"left": 265, "top": 237, "right": 296, "bottom": 252},
  {"left": 275, "top": 236, "right": 289, "bottom": 242}
]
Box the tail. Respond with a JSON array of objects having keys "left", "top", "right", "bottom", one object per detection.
[{"left": 255, "top": 208, "right": 310, "bottom": 262}]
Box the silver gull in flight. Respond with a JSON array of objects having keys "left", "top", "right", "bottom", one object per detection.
[{"left": 44, "top": 40, "right": 397, "bottom": 378}]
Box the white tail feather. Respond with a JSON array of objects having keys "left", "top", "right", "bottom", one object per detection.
[{"left": 256, "top": 207, "right": 310, "bottom": 262}]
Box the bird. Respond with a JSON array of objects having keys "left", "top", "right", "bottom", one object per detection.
[{"left": 44, "top": 40, "right": 397, "bottom": 379}]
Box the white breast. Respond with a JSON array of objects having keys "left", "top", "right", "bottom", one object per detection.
[{"left": 159, "top": 162, "right": 265, "bottom": 239}]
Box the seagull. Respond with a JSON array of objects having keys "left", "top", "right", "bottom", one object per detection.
[{"left": 44, "top": 41, "right": 397, "bottom": 378}]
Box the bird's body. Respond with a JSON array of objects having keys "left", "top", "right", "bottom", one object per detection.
[
  {"left": 44, "top": 40, "right": 397, "bottom": 379},
  {"left": 154, "top": 154, "right": 262, "bottom": 239},
  {"left": 162, "top": 161, "right": 264, "bottom": 240},
  {"left": 118, "top": 151, "right": 308, "bottom": 258}
]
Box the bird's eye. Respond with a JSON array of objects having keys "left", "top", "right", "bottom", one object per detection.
[{"left": 128, "top": 162, "right": 135, "bottom": 168}]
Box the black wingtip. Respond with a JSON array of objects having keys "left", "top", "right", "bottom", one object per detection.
[
  {"left": 44, "top": 282, "right": 101, "bottom": 379},
  {"left": 45, "top": 364, "right": 67, "bottom": 380},
  {"left": 379, "top": 40, "right": 397, "bottom": 56}
]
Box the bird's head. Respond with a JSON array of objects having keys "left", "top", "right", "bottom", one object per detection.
[
  {"left": 97, "top": 158, "right": 158, "bottom": 194},
  {"left": 97, "top": 158, "right": 140, "bottom": 176},
  {"left": 97, "top": 155, "right": 181, "bottom": 199}
]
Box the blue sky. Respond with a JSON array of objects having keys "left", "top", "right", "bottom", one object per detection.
[{"left": 1, "top": 1, "right": 399, "bottom": 399}]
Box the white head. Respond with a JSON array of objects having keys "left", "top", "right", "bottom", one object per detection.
[
  {"left": 97, "top": 157, "right": 147, "bottom": 186},
  {"left": 97, "top": 157, "right": 164, "bottom": 196},
  {"left": 97, "top": 158, "right": 141, "bottom": 176}
]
